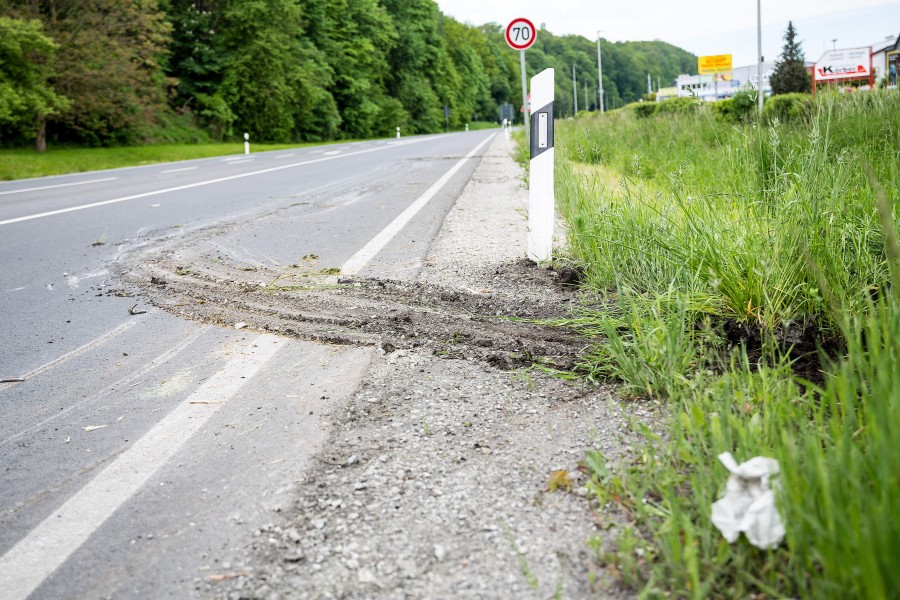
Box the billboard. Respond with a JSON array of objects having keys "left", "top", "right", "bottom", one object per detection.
[
  {"left": 815, "top": 47, "right": 872, "bottom": 81},
  {"left": 698, "top": 54, "right": 733, "bottom": 74}
]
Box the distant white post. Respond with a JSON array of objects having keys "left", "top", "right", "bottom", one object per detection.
[
  {"left": 396, "top": 127, "right": 401, "bottom": 139},
  {"left": 465, "top": 123, "right": 469, "bottom": 132},
  {"left": 243, "top": 132, "right": 250, "bottom": 155},
  {"left": 528, "top": 68, "right": 555, "bottom": 263}
]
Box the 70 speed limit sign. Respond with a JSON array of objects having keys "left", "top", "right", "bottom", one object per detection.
[{"left": 505, "top": 18, "right": 536, "bottom": 51}]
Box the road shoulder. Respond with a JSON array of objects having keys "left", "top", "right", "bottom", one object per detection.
[{"left": 214, "top": 133, "right": 644, "bottom": 599}]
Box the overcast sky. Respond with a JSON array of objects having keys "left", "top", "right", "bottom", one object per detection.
[{"left": 435, "top": 0, "right": 900, "bottom": 68}]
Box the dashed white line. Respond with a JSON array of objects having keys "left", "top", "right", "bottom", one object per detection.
[
  {"left": 341, "top": 133, "right": 496, "bottom": 275},
  {"left": 0, "top": 177, "right": 118, "bottom": 196},
  {"left": 226, "top": 159, "right": 254, "bottom": 164},
  {"left": 160, "top": 166, "right": 198, "bottom": 174},
  {"left": 0, "top": 334, "right": 284, "bottom": 600},
  {"left": 274, "top": 153, "right": 296, "bottom": 159},
  {"left": 323, "top": 150, "right": 341, "bottom": 156}
]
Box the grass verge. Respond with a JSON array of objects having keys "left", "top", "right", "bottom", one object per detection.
[
  {"left": 550, "top": 91, "right": 900, "bottom": 597},
  {"left": 0, "top": 140, "right": 357, "bottom": 181}
]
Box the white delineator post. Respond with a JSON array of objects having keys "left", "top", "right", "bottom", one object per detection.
[
  {"left": 244, "top": 132, "right": 250, "bottom": 155},
  {"left": 396, "top": 127, "right": 401, "bottom": 139},
  {"left": 528, "top": 68, "right": 554, "bottom": 263}
]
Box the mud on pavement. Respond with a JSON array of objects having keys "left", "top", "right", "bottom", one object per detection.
[{"left": 115, "top": 134, "right": 653, "bottom": 599}]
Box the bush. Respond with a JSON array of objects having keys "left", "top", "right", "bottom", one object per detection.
[
  {"left": 762, "top": 92, "right": 813, "bottom": 123},
  {"left": 654, "top": 96, "right": 701, "bottom": 116},
  {"left": 630, "top": 101, "right": 657, "bottom": 119},
  {"left": 712, "top": 90, "right": 757, "bottom": 123}
]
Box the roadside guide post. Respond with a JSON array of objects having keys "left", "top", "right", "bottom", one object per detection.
[
  {"left": 243, "top": 132, "right": 250, "bottom": 155},
  {"left": 506, "top": 18, "right": 537, "bottom": 145},
  {"left": 528, "top": 68, "right": 554, "bottom": 263},
  {"left": 396, "top": 126, "right": 400, "bottom": 139}
]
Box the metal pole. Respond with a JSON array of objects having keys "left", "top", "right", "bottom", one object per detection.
[
  {"left": 520, "top": 50, "right": 529, "bottom": 145},
  {"left": 597, "top": 32, "right": 604, "bottom": 113},
  {"left": 757, "top": 0, "right": 764, "bottom": 117},
  {"left": 572, "top": 65, "right": 578, "bottom": 115}
]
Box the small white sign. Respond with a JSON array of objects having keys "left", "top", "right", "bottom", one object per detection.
[{"left": 815, "top": 47, "right": 871, "bottom": 81}]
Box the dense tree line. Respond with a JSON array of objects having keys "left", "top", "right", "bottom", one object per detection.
[{"left": 0, "top": 0, "right": 695, "bottom": 149}]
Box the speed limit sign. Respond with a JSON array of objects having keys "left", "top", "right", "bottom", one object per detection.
[{"left": 505, "top": 18, "right": 536, "bottom": 51}]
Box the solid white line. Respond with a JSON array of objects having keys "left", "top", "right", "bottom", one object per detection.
[
  {"left": 160, "top": 166, "right": 198, "bottom": 174},
  {"left": 341, "top": 133, "right": 496, "bottom": 275},
  {"left": 0, "top": 334, "right": 283, "bottom": 600},
  {"left": 0, "top": 138, "right": 431, "bottom": 227},
  {"left": 0, "top": 177, "right": 118, "bottom": 196}
]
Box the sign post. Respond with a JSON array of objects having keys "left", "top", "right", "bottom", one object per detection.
[
  {"left": 506, "top": 18, "right": 537, "bottom": 144},
  {"left": 528, "top": 68, "right": 554, "bottom": 263}
]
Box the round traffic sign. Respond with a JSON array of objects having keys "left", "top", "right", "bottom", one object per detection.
[{"left": 505, "top": 18, "right": 536, "bottom": 51}]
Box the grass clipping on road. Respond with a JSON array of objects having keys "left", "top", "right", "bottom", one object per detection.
[{"left": 552, "top": 92, "right": 900, "bottom": 598}]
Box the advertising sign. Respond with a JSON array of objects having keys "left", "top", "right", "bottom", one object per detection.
[
  {"left": 815, "top": 47, "right": 872, "bottom": 81},
  {"left": 698, "top": 54, "right": 733, "bottom": 74}
]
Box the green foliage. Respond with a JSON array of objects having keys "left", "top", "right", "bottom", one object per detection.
[
  {"left": 0, "top": 0, "right": 699, "bottom": 149},
  {"left": 0, "top": 16, "right": 69, "bottom": 147},
  {"left": 762, "top": 92, "right": 813, "bottom": 123},
  {"left": 711, "top": 90, "right": 756, "bottom": 123},
  {"left": 554, "top": 90, "right": 900, "bottom": 596},
  {"left": 631, "top": 101, "right": 657, "bottom": 119},
  {"left": 654, "top": 96, "right": 702, "bottom": 115},
  {"left": 770, "top": 21, "right": 811, "bottom": 95}
]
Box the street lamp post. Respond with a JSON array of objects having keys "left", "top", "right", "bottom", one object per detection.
[
  {"left": 597, "top": 31, "right": 604, "bottom": 114},
  {"left": 757, "top": 0, "right": 763, "bottom": 117}
]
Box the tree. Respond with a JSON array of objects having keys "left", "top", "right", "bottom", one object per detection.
[
  {"left": 0, "top": 16, "right": 69, "bottom": 150},
  {"left": 770, "top": 21, "right": 811, "bottom": 95},
  {"left": 1, "top": 0, "right": 173, "bottom": 146}
]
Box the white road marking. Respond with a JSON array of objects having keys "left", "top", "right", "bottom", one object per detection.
[
  {"left": 226, "top": 159, "right": 254, "bottom": 164},
  {"left": 0, "top": 325, "right": 209, "bottom": 448},
  {"left": 0, "top": 321, "right": 136, "bottom": 392},
  {"left": 0, "top": 137, "right": 434, "bottom": 227},
  {"left": 341, "top": 134, "right": 496, "bottom": 275},
  {"left": 323, "top": 150, "right": 341, "bottom": 156},
  {"left": 0, "top": 177, "right": 118, "bottom": 196},
  {"left": 274, "top": 153, "right": 295, "bottom": 159},
  {"left": 0, "top": 334, "right": 283, "bottom": 600},
  {"left": 160, "top": 166, "right": 198, "bottom": 174},
  {"left": 5, "top": 286, "right": 26, "bottom": 292}
]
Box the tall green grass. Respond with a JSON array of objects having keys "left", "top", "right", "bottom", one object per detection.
[{"left": 554, "top": 92, "right": 900, "bottom": 597}]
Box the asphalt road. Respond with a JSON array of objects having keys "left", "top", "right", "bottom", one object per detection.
[{"left": 0, "top": 130, "right": 498, "bottom": 598}]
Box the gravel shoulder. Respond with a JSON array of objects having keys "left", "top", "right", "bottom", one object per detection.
[{"left": 121, "top": 132, "right": 654, "bottom": 599}]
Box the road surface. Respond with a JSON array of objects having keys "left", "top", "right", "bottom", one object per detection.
[{"left": 0, "top": 130, "right": 497, "bottom": 598}]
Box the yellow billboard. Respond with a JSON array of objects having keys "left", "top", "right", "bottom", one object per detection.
[{"left": 698, "top": 54, "right": 733, "bottom": 74}]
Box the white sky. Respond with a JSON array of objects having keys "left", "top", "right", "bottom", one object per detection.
[{"left": 436, "top": 0, "right": 900, "bottom": 68}]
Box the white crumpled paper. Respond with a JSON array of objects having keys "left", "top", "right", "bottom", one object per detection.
[{"left": 711, "top": 452, "right": 785, "bottom": 550}]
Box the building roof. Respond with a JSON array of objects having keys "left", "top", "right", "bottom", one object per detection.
[{"left": 872, "top": 32, "right": 899, "bottom": 53}]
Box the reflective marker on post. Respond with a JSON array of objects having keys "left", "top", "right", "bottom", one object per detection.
[{"left": 528, "top": 68, "right": 555, "bottom": 263}]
